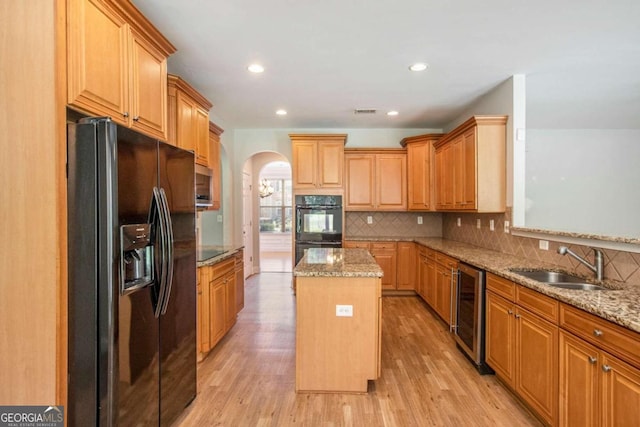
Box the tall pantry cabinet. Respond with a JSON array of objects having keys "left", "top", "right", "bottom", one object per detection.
[{"left": 2, "top": 0, "right": 178, "bottom": 409}]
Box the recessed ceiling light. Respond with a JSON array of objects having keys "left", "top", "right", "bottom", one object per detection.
[
  {"left": 248, "top": 64, "right": 264, "bottom": 73},
  {"left": 387, "top": 111, "right": 399, "bottom": 116},
  {"left": 409, "top": 63, "right": 429, "bottom": 72},
  {"left": 276, "top": 109, "right": 287, "bottom": 116}
]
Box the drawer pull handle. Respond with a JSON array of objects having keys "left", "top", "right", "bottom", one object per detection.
[
  {"left": 588, "top": 356, "right": 597, "bottom": 364},
  {"left": 602, "top": 365, "right": 612, "bottom": 373},
  {"left": 593, "top": 329, "right": 603, "bottom": 337},
  {"left": 123, "top": 111, "right": 129, "bottom": 118}
]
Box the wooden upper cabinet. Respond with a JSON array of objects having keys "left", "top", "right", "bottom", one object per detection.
[
  {"left": 167, "top": 74, "right": 213, "bottom": 164},
  {"left": 344, "top": 154, "right": 375, "bottom": 209},
  {"left": 67, "top": 0, "right": 175, "bottom": 140},
  {"left": 344, "top": 149, "right": 407, "bottom": 211},
  {"left": 401, "top": 134, "right": 444, "bottom": 211},
  {"left": 434, "top": 116, "right": 507, "bottom": 212},
  {"left": 208, "top": 121, "right": 224, "bottom": 211},
  {"left": 290, "top": 135, "right": 347, "bottom": 191}
]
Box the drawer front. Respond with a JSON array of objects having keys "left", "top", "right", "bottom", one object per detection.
[
  {"left": 344, "top": 241, "right": 371, "bottom": 249},
  {"left": 435, "top": 252, "right": 457, "bottom": 269},
  {"left": 516, "top": 286, "right": 559, "bottom": 324},
  {"left": 425, "top": 248, "right": 436, "bottom": 260},
  {"left": 417, "top": 245, "right": 427, "bottom": 258},
  {"left": 486, "top": 273, "right": 516, "bottom": 301},
  {"left": 210, "top": 258, "right": 235, "bottom": 280},
  {"left": 560, "top": 303, "right": 640, "bottom": 369},
  {"left": 371, "top": 241, "right": 397, "bottom": 250}
]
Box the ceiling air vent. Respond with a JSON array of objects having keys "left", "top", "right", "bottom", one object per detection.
[{"left": 354, "top": 108, "right": 377, "bottom": 115}]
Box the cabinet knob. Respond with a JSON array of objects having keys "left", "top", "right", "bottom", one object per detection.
[
  {"left": 123, "top": 111, "right": 129, "bottom": 118},
  {"left": 507, "top": 309, "right": 513, "bottom": 315},
  {"left": 588, "top": 356, "right": 597, "bottom": 364},
  {"left": 602, "top": 364, "right": 612, "bottom": 373},
  {"left": 514, "top": 314, "right": 521, "bottom": 319},
  {"left": 133, "top": 116, "right": 140, "bottom": 121},
  {"left": 593, "top": 329, "right": 603, "bottom": 337}
]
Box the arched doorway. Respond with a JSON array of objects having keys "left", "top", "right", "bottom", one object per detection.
[{"left": 258, "top": 161, "right": 292, "bottom": 272}]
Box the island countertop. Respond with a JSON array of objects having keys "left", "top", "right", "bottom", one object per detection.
[{"left": 293, "top": 248, "right": 383, "bottom": 278}]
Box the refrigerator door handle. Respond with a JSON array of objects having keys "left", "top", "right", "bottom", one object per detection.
[
  {"left": 151, "top": 187, "right": 169, "bottom": 318},
  {"left": 158, "top": 188, "right": 174, "bottom": 315}
]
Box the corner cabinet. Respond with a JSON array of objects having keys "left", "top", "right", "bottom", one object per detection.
[
  {"left": 167, "top": 74, "right": 213, "bottom": 164},
  {"left": 290, "top": 134, "right": 347, "bottom": 191},
  {"left": 400, "top": 134, "right": 444, "bottom": 211},
  {"left": 434, "top": 116, "right": 507, "bottom": 212},
  {"left": 344, "top": 149, "right": 407, "bottom": 211},
  {"left": 67, "top": 0, "right": 174, "bottom": 140}
]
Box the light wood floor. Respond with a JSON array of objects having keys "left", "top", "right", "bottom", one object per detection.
[
  {"left": 176, "top": 273, "right": 542, "bottom": 426},
  {"left": 260, "top": 251, "right": 292, "bottom": 273}
]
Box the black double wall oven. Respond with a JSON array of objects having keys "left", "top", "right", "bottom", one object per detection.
[{"left": 294, "top": 195, "right": 342, "bottom": 264}]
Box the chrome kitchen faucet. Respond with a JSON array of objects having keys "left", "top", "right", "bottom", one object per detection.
[{"left": 557, "top": 246, "right": 604, "bottom": 281}]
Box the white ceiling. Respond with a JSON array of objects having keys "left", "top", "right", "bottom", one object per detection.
[{"left": 133, "top": 0, "right": 640, "bottom": 129}]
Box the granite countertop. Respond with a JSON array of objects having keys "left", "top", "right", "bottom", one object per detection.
[
  {"left": 293, "top": 248, "right": 383, "bottom": 278},
  {"left": 197, "top": 245, "right": 243, "bottom": 267},
  {"left": 351, "top": 236, "right": 640, "bottom": 334}
]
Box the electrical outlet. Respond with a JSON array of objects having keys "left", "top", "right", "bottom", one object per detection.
[
  {"left": 476, "top": 219, "right": 481, "bottom": 229},
  {"left": 336, "top": 305, "right": 353, "bottom": 317},
  {"left": 217, "top": 215, "right": 223, "bottom": 223},
  {"left": 539, "top": 240, "right": 549, "bottom": 250},
  {"left": 504, "top": 221, "right": 510, "bottom": 233},
  {"left": 457, "top": 217, "right": 461, "bottom": 227},
  {"left": 367, "top": 216, "right": 373, "bottom": 224},
  {"left": 417, "top": 216, "right": 423, "bottom": 225},
  {"left": 490, "top": 219, "right": 495, "bottom": 231}
]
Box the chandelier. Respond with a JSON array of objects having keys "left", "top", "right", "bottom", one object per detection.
[{"left": 258, "top": 178, "right": 274, "bottom": 198}]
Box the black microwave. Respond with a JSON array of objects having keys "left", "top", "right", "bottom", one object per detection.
[{"left": 195, "top": 164, "right": 213, "bottom": 208}]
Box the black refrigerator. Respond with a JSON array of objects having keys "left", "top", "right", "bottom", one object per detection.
[{"left": 67, "top": 117, "right": 197, "bottom": 426}]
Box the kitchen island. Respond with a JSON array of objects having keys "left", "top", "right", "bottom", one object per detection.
[{"left": 293, "top": 248, "right": 383, "bottom": 393}]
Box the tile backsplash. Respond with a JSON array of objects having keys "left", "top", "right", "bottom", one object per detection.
[
  {"left": 442, "top": 209, "right": 640, "bottom": 286},
  {"left": 346, "top": 211, "right": 442, "bottom": 238}
]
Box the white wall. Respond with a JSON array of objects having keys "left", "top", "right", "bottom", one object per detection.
[{"left": 525, "top": 129, "right": 640, "bottom": 238}]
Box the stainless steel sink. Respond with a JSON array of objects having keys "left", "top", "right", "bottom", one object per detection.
[
  {"left": 510, "top": 269, "right": 585, "bottom": 283},
  {"left": 546, "top": 283, "right": 609, "bottom": 291},
  {"left": 509, "top": 269, "right": 610, "bottom": 291}
]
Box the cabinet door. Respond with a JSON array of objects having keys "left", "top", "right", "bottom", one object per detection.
[
  {"left": 371, "top": 250, "right": 396, "bottom": 290},
  {"left": 376, "top": 153, "right": 407, "bottom": 210},
  {"left": 453, "top": 136, "right": 465, "bottom": 208},
  {"left": 516, "top": 307, "right": 559, "bottom": 426},
  {"left": 396, "top": 242, "right": 416, "bottom": 290},
  {"left": 317, "top": 141, "right": 344, "bottom": 188},
  {"left": 67, "top": 0, "right": 128, "bottom": 124},
  {"left": 197, "top": 267, "right": 210, "bottom": 354},
  {"left": 345, "top": 154, "right": 375, "bottom": 210},
  {"left": 601, "top": 353, "right": 640, "bottom": 427},
  {"left": 425, "top": 259, "right": 437, "bottom": 308},
  {"left": 209, "top": 278, "right": 226, "bottom": 347},
  {"left": 417, "top": 254, "right": 427, "bottom": 299},
  {"left": 225, "top": 272, "right": 237, "bottom": 331},
  {"left": 486, "top": 291, "right": 516, "bottom": 387},
  {"left": 461, "top": 128, "right": 477, "bottom": 209},
  {"left": 129, "top": 29, "right": 167, "bottom": 140},
  {"left": 209, "top": 130, "right": 221, "bottom": 210},
  {"left": 292, "top": 141, "right": 317, "bottom": 189},
  {"left": 434, "top": 263, "right": 452, "bottom": 323},
  {"left": 559, "top": 331, "right": 599, "bottom": 427},
  {"left": 195, "top": 107, "right": 210, "bottom": 166},
  {"left": 407, "top": 142, "right": 430, "bottom": 210},
  {"left": 235, "top": 262, "right": 244, "bottom": 313},
  {"left": 176, "top": 92, "right": 195, "bottom": 152}
]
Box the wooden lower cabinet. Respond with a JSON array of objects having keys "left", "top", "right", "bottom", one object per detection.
[
  {"left": 559, "top": 326, "right": 640, "bottom": 426},
  {"left": 396, "top": 242, "right": 416, "bottom": 291},
  {"left": 516, "top": 305, "right": 559, "bottom": 426},
  {"left": 370, "top": 242, "right": 397, "bottom": 290},
  {"left": 485, "top": 275, "right": 558, "bottom": 426},
  {"left": 235, "top": 249, "right": 245, "bottom": 313},
  {"left": 197, "top": 255, "right": 240, "bottom": 359}
]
